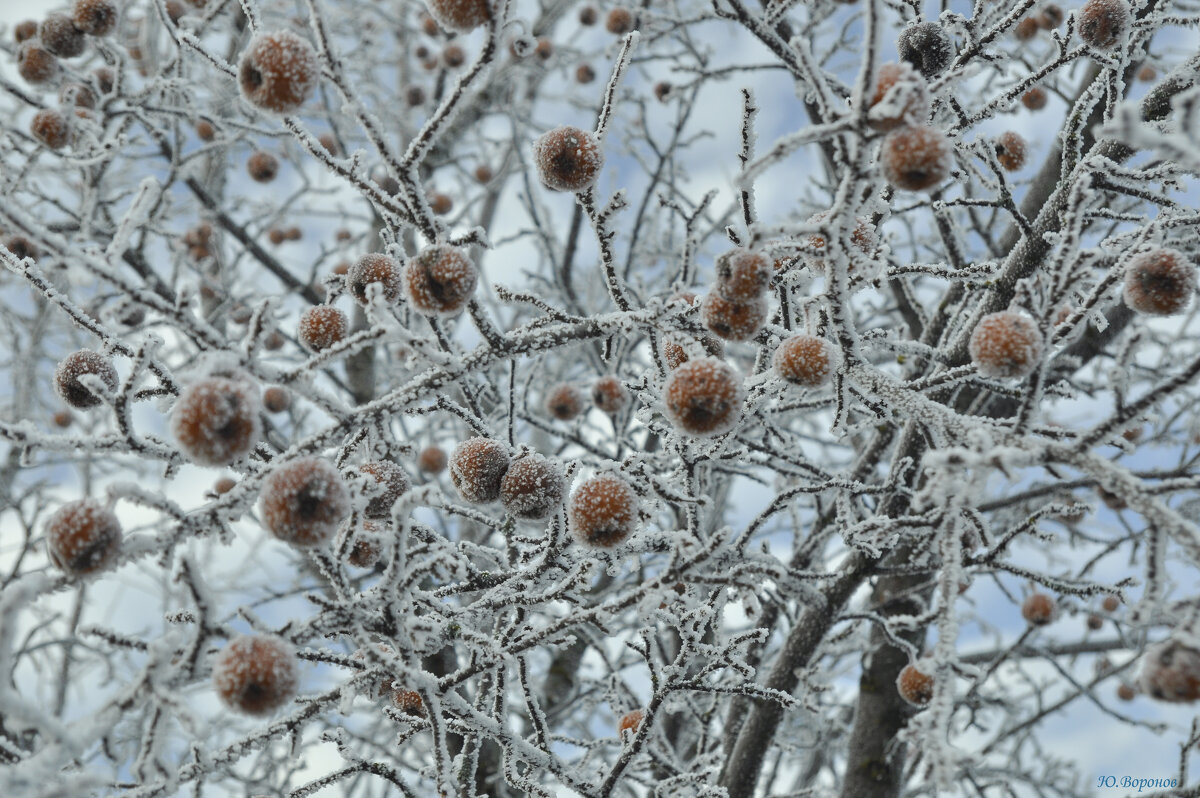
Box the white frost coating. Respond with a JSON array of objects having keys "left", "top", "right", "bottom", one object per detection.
[{"left": 106, "top": 178, "right": 161, "bottom": 261}]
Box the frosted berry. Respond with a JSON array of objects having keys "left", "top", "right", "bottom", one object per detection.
[
  {"left": 52, "top": 410, "right": 72, "bottom": 428},
  {"left": 450, "top": 438, "right": 510, "bottom": 504},
  {"left": 247, "top": 150, "right": 279, "bottom": 182},
  {"left": 1078, "top": 0, "right": 1130, "bottom": 49},
  {"left": 41, "top": 14, "right": 87, "bottom": 58},
  {"left": 359, "top": 460, "right": 410, "bottom": 519},
  {"left": 1098, "top": 486, "right": 1127, "bottom": 510},
  {"left": 347, "top": 523, "right": 381, "bottom": 568},
  {"left": 773, "top": 335, "right": 840, "bottom": 389},
  {"left": 404, "top": 244, "right": 478, "bottom": 316},
  {"left": 994, "top": 131, "right": 1027, "bottom": 171},
  {"left": 1138, "top": 640, "right": 1200, "bottom": 703},
  {"left": 474, "top": 164, "right": 493, "bottom": 184},
  {"left": 213, "top": 635, "right": 299, "bottom": 716},
  {"left": 347, "top": 253, "right": 402, "bottom": 306},
  {"left": 74, "top": 0, "right": 118, "bottom": 35},
  {"left": 1137, "top": 64, "right": 1156, "bottom": 81},
  {"left": 268, "top": 228, "right": 286, "bottom": 245},
  {"left": 880, "top": 125, "right": 953, "bottom": 192},
  {"left": 4, "top": 235, "right": 38, "bottom": 261},
  {"left": 171, "top": 376, "right": 262, "bottom": 466},
  {"left": 569, "top": 473, "right": 638, "bottom": 547},
  {"left": 429, "top": 192, "right": 453, "bottom": 215},
  {"left": 1086, "top": 614, "right": 1104, "bottom": 630},
  {"left": 214, "top": 476, "right": 236, "bottom": 495},
  {"left": 31, "top": 110, "right": 71, "bottom": 150},
  {"left": 297, "top": 305, "right": 348, "bottom": 352},
  {"left": 442, "top": 44, "right": 465, "bottom": 68},
  {"left": 700, "top": 292, "right": 768, "bottom": 342},
  {"left": 392, "top": 688, "right": 424, "bottom": 715},
  {"left": 1102, "top": 594, "right": 1120, "bottom": 612},
  {"left": 406, "top": 85, "right": 426, "bottom": 106},
  {"left": 533, "top": 126, "right": 604, "bottom": 193},
  {"left": 868, "top": 62, "right": 930, "bottom": 131},
  {"left": 896, "top": 22, "right": 953, "bottom": 77},
  {"left": 263, "top": 331, "right": 285, "bottom": 350},
  {"left": 14, "top": 20, "right": 37, "bottom": 42},
  {"left": 660, "top": 332, "right": 724, "bottom": 371},
  {"left": 183, "top": 222, "right": 213, "bottom": 260},
  {"left": 1021, "top": 592, "right": 1057, "bottom": 626},
  {"left": 239, "top": 31, "right": 319, "bottom": 114},
  {"left": 18, "top": 45, "right": 60, "bottom": 85},
  {"left": 714, "top": 248, "right": 772, "bottom": 301},
  {"left": 579, "top": 5, "right": 597, "bottom": 24},
  {"left": 1014, "top": 16, "right": 1039, "bottom": 40},
  {"left": 1116, "top": 683, "right": 1136, "bottom": 701},
  {"left": 500, "top": 454, "right": 564, "bottom": 520},
  {"left": 262, "top": 386, "right": 290, "bottom": 413},
  {"left": 968, "top": 310, "right": 1044, "bottom": 380},
  {"left": 425, "top": 0, "right": 490, "bottom": 32},
  {"left": 592, "top": 376, "right": 629, "bottom": 415},
  {"left": 55, "top": 350, "right": 118, "bottom": 409},
  {"left": 261, "top": 457, "right": 350, "bottom": 547},
  {"left": 420, "top": 12, "right": 440, "bottom": 35},
  {"left": 618, "top": 709, "right": 643, "bottom": 735},
  {"left": 1021, "top": 86, "right": 1047, "bottom": 110},
  {"left": 45, "top": 498, "right": 122, "bottom": 576},
  {"left": 896, "top": 664, "right": 934, "bottom": 707},
  {"left": 60, "top": 82, "right": 97, "bottom": 108},
  {"left": 535, "top": 38, "right": 553, "bottom": 60},
  {"left": 1123, "top": 248, "right": 1195, "bottom": 316},
  {"left": 576, "top": 64, "right": 596, "bottom": 84},
  {"left": 418, "top": 446, "right": 448, "bottom": 474},
  {"left": 664, "top": 357, "right": 744, "bottom": 437},
  {"left": 545, "top": 383, "right": 585, "bottom": 420},
  {"left": 1039, "top": 4, "right": 1064, "bottom": 27},
  {"left": 654, "top": 82, "right": 672, "bottom": 102},
  {"left": 606, "top": 7, "right": 634, "bottom": 34}
]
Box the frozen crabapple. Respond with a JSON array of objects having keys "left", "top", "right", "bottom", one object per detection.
[
  {"left": 592, "top": 376, "right": 629, "bottom": 415},
  {"left": 896, "top": 22, "right": 953, "bottom": 78},
  {"left": 347, "top": 523, "right": 381, "bottom": 568},
  {"left": 660, "top": 331, "right": 724, "bottom": 371},
  {"left": 533, "top": 126, "right": 604, "bottom": 193},
  {"left": 1087, "top": 614, "right": 1104, "bottom": 630},
  {"left": 52, "top": 410, "right": 72, "bottom": 428},
  {"left": 404, "top": 244, "right": 478, "bottom": 316},
  {"left": 880, "top": 125, "right": 953, "bottom": 192},
  {"left": 569, "top": 473, "right": 638, "bottom": 548},
  {"left": 429, "top": 193, "right": 453, "bottom": 215},
  {"left": 1138, "top": 640, "right": 1200, "bottom": 703},
  {"left": 14, "top": 20, "right": 37, "bottom": 42},
  {"left": 4, "top": 235, "right": 38, "bottom": 261},
  {"left": 347, "top": 253, "right": 402, "bottom": 306},
  {"left": 994, "top": 131, "right": 1027, "bottom": 172},
  {"left": 606, "top": 7, "right": 634, "bottom": 34},
  {"left": 535, "top": 38, "right": 553, "bottom": 60},
  {"left": 55, "top": 350, "right": 118, "bottom": 409},
  {"left": 45, "top": 498, "right": 122, "bottom": 577},
  {"left": 700, "top": 292, "right": 768, "bottom": 342},
  {"left": 773, "top": 335, "right": 840, "bottom": 389},
  {"left": 500, "top": 454, "right": 565, "bottom": 520},
  {"left": 442, "top": 44, "right": 465, "bottom": 68},
  {"left": 392, "top": 688, "right": 424, "bottom": 715},
  {"left": 1122, "top": 248, "right": 1196, "bottom": 316},
  {"left": 576, "top": 64, "right": 596, "bottom": 84},
  {"left": 450, "top": 438, "right": 510, "bottom": 504},
  {"left": 1137, "top": 64, "right": 1157, "bottom": 81},
  {"left": 74, "top": 0, "right": 118, "bottom": 35},
  {"left": 1021, "top": 592, "right": 1057, "bottom": 626},
  {"left": 260, "top": 457, "right": 350, "bottom": 547},
  {"left": 868, "top": 62, "right": 930, "bottom": 131},
  {"left": 1039, "top": 4, "right": 1065, "bottom": 27},
  {"left": 1098, "top": 486, "right": 1127, "bottom": 510},
  {"left": 18, "top": 44, "right": 60, "bottom": 84},
  {"left": 298, "top": 305, "right": 348, "bottom": 352},
  {"left": 1077, "top": 0, "right": 1130, "bottom": 49},
  {"left": 896, "top": 664, "right": 934, "bottom": 707},
  {"left": 714, "top": 248, "right": 772, "bottom": 301},
  {"left": 545, "top": 382, "right": 585, "bottom": 421},
  {"left": 41, "top": 14, "right": 87, "bottom": 58},
  {"left": 426, "top": 0, "right": 490, "bottom": 32},
  {"left": 359, "top": 461, "right": 410, "bottom": 519},
  {"left": 60, "top": 82, "right": 97, "bottom": 109},
  {"left": 618, "top": 709, "right": 644, "bottom": 735},
  {"left": 579, "top": 5, "right": 597, "bottom": 24},
  {"left": 212, "top": 635, "right": 299, "bottom": 716},
  {"left": 262, "top": 386, "right": 290, "bottom": 413},
  {"left": 1116, "top": 683, "right": 1136, "bottom": 701},
  {"left": 664, "top": 357, "right": 744, "bottom": 437},
  {"left": 418, "top": 445, "right": 448, "bottom": 475},
  {"left": 474, "top": 164, "right": 493, "bottom": 184},
  {"left": 1014, "top": 16, "right": 1039, "bottom": 40},
  {"left": 1102, "top": 595, "right": 1120, "bottom": 612},
  {"left": 239, "top": 31, "right": 319, "bottom": 115},
  {"left": 247, "top": 150, "right": 279, "bottom": 183},
  {"left": 171, "top": 376, "right": 262, "bottom": 466},
  {"left": 1021, "top": 86, "right": 1047, "bottom": 110},
  {"left": 968, "top": 310, "right": 1044, "bottom": 380},
  {"left": 654, "top": 82, "right": 672, "bottom": 102},
  {"left": 31, "top": 110, "right": 71, "bottom": 150}
]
